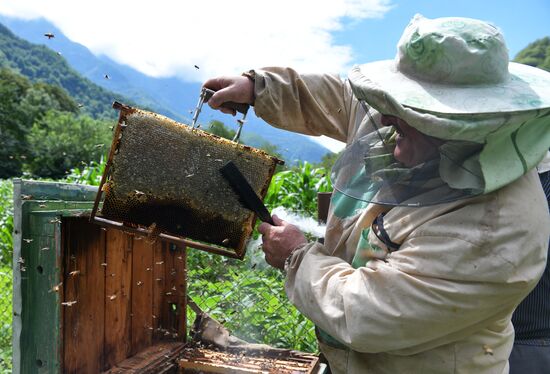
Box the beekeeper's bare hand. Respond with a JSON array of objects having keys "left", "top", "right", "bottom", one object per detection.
[
  {"left": 258, "top": 215, "right": 307, "bottom": 270},
  {"left": 203, "top": 76, "right": 254, "bottom": 115}
]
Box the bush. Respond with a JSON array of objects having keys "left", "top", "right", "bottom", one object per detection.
[
  {"left": 25, "top": 111, "right": 112, "bottom": 178},
  {"left": 0, "top": 181, "right": 13, "bottom": 266},
  {"left": 0, "top": 180, "right": 12, "bottom": 373}
]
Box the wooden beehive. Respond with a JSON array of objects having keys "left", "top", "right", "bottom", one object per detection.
[
  {"left": 13, "top": 180, "right": 323, "bottom": 374},
  {"left": 13, "top": 180, "right": 188, "bottom": 373}
]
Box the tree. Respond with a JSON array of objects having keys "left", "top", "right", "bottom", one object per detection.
[
  {"left": 206, "top": 120, "right": 236, "bottom": 140},
  {"left": 0, "top": 68, "right": 33, "bottom": 177},
  {"left": 513, "top": 37, "right": 550, "bottom": 72},
  {"left": 0, "top": 67, "right": 81, "bottom": 177},
  {"left": 25, "top": 110, "right": 112, "bottom": 178},
  {"left": 316, "top": 151, "right": 341, "bottom": 172}
]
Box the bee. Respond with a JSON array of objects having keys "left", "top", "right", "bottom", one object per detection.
[
  {"left": 50, "top": 282, "right": 62, "bottom": 293},
  {"left": 483, "top": 344, "right": 494, "bottom": 356},
  {"left": 130, "top": 190, "right": 147, "bottom": 203},
  {"left": 134, "top": 189, "right": 145, "bottom": 197},
  {"left": 101, "top": 183, "right": 111, "bottom": 193}
]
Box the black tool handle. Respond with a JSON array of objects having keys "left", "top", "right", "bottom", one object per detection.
[
  {"left": 220, "top": 161, "right": 275, "bottom": 225},
  {"left": 203, "top": 88, "right": 249, "bottom": 115}
]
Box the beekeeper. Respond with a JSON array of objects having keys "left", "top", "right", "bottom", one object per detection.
[{"left": 204, "top": 15, "right": 550, "bottom": 373}]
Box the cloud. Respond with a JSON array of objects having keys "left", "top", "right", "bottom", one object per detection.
[{"left": 0, "top": 0, "right": 392, "bottom": 81}]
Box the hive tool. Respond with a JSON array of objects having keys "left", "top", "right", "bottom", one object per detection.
[{"left": 190, "top": 87, "right": 250, "bottom": 142}]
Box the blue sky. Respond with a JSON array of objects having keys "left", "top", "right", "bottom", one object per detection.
[{"left": 337, "top": 0, "right": 549, "bottom": 63}]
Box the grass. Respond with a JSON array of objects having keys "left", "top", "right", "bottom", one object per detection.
[{"left": 0, "top": 180, "right": 13, "bottom": 373}]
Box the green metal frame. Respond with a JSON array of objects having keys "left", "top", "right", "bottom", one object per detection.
[{"left": 12, "top": 179, "right": 97, "bottom": 374}]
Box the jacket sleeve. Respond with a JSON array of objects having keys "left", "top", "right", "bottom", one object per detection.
[
  {"left": 252, "top": 67, "right": 357, "bottom": 142},
  {"left": 284, "top": 175, "right": 550, "bottom": 354}
]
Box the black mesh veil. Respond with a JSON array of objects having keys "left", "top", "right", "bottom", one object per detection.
[{"left": 330, "top": 102, "right": 485, "bottom": 207}]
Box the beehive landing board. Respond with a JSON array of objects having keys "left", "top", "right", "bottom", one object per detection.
[{"left": 96, "top": 103, "right": 282, "bottom": 258}]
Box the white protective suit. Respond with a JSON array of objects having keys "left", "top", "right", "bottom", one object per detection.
[{"left": 252, "top": 67, "right": 550, "bottom": 374}]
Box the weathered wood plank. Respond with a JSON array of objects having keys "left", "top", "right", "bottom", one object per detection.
[
  {"left": 173, "top": 245, "right": 187, "bottom": 341},
  {"left": 63, "top": 218, "right": 106, "bottom": 373},
  {"left": 104, "top": 229, "right": 133, "bottom": 369},
  {"left": 130, "top": 237, "right": 154, "bottom": 355},
  {"left": 102, "top": 341, "right": 185, "bottom": 374},
  {"left": 19, "top": 211, "right": 63, "bottom": 374},
  {"left": 152, "top": 241, "right": 165, "bottom": 342},
  {"left": 161, "top": 243, "right": 187, "bottom": 341},
  {"left": 17, "top": 178, "right": 98, "bottom": 202}
]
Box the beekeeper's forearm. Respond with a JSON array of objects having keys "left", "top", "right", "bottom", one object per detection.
[{"left": 252, "top": 67, "right": 355, "bottom": 142}]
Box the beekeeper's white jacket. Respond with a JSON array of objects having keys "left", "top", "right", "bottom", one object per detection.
[{"left": 252, "top": 67, "right": 550, "bottom": 373}]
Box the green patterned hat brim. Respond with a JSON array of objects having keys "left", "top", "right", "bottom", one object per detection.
[{"left": 350, "top": 61, "right": 550, "bottom": 115}]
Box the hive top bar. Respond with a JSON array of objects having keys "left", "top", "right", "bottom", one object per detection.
[{"left": 93, "top": 102, "right": 283, "bottom": 259}]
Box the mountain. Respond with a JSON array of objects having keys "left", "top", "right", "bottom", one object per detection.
[
  {"left": 0, "top": 16, "right": 331, "bottom": 164},
  {"left": 513, "top": 37, "right": 550, "bottom": 72},
  {"left": 0, "top": 22, "right": 120, "bottom": 119}
]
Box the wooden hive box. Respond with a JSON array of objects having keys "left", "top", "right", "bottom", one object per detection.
[
  {"left": 12, "top": 180, "right": 324, "bottom": 374},
  {"left": 13, "top": 180, "right": 188, "bottom": 373}
]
